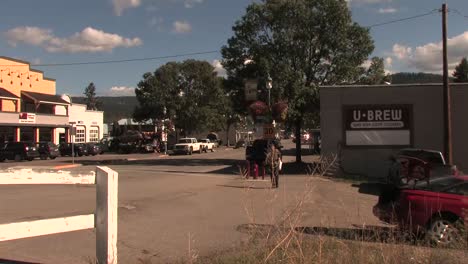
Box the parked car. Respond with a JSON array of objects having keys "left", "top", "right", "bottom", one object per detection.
[
  {"left": 373, "top": 175, "right": 468, "bottom": 246},
  {"left": 0, "top": 142, "right": 40, "bottom": 162},
  {"left": 388, "top": 148, "right": 459, "bottom": 186},
  {"left": 97, "top": 137, "right": 112, "bottom": 154},
  {"left": 173, "top": 138, "right": 203, "bottom": 155},
  {"left": 59, "top": 143, "right": 88, "bottom": 157},
  {"left": 234, "top": 139, "right": 247, "bottom": 149},
  {"left": 86, "top": 143, "right": 102, "bottom": 156},
  {"left": 137, "top": 142, "right": 154, "bottom": 153},
  {"left": 37, "top": 141, "right": 60, "bottom": 160},
  {"left": 198, "top": 139, "right": 215, "bottom": 152}
]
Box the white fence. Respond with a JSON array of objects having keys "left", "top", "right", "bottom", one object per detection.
[{"left": 0, "top": 166, "right": 118, "bottom": 264}]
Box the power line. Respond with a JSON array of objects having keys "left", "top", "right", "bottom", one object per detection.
[
  {"left": 367, "top": 9, "right": 439, "bottom": 28},
  {"left": 32, "top": 50, "right": 219, "bottom": 67},
  {"left": 450, "top": 8, "right": 468, "bottom": 21},
  {"left": 0, "top": 9, "right": 448, "bottom": 68}
]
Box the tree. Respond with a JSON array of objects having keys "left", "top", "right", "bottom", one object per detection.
[
  {"left": 134, "top": 60, "right": 226, "bottom": 136},
  {"left": 111, "top": 120, "right": 121, "bottom": 137},
  {"left": 359, "top": 57, "right": 391, "bottom": 84},
  {"left": 221, "top": 0, "right": 374, "bottom": 162},
  {"left": 84, "top": 82, "right": 101, "bottom": 110},
  {"left": 453, "top": 57, "right": 468, "bottom": 83}
]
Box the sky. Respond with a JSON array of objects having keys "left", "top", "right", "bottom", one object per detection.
[{"left": 1, "top": 0, "right": 468, "bottom": 97}]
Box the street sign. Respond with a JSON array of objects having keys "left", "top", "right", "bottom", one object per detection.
[
  {"left": 263, "top": 124, "right": 275, "bottom": 139},
  {"left": 70, "top": 127, "right": 77, "bottom": 136},
  {"left": 161, "top": 132, "right": 167, "bottom": 142},
  {"left": 244, "top": 79, "right": 258, "bottom": 101}
]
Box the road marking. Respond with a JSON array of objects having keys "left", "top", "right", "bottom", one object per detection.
[{"left": 53, "top": 164, "right": 82, "bottom": 170}]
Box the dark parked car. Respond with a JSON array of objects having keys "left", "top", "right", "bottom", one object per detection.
[
  {"left": 0, "top": 142, "right": 40, "bottom": 162},
  {"left": 37, "top": 142, "right": 60, "bottom": 160},
  {"left": 59, "top": 143, "right": 88, "bottom": 157},
  {"left": 86, "top": 143, "right": 102, "bottom": 156},
  {"left": 374, "top": 175, "right": 468, "bottom": 246}
]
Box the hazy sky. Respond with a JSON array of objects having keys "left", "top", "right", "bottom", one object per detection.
[{"left": 1, "top": 0, "right": 468, "bottom": 96}]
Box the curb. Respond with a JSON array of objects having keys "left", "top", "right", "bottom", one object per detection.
[{"left": 53, "top": 164, "right": 83, "bottom": 170}]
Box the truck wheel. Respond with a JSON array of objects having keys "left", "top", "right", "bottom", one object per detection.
[
  {"left": 189, "top": 148, "right": 193, "bottom": 155},
  {"left": 211, "top": 148, "right": 214, "bottom": 152},
  {"left": 199, "top": 147, "right": 203, "bottom": 154},
  {"left": 425, "top": 216, "right": 464, "bottom": 247}
]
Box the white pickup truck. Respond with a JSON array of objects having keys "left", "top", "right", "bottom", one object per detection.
[
  {"left": 173, "top": 138, "right": 203, "bottom": 155},
  {"left": 198, "top": 139, "right": 215, "bottom": 153}
]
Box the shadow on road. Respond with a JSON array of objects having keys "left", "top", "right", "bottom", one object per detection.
[
  {"left": 352, "top": 182, "right": 390, "bottom": 196},
  {"left": 0, "top": 259, "right": 40, "bottom": 264},
  {"left": 217, "top": 184, "right": 273, "bottom": 190},
  {"left": 65, "top": 156, "right": 319, "bottom": 176}
]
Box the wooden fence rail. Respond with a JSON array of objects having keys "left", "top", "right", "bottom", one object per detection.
[{"left": 0, "top": 166, "right": 118, "bottom": 264}]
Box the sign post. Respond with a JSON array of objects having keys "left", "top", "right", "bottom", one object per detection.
[
  {"left": 244, "top": 79, "right": 258, "bottom": 102},
  {"left": 263, "top": 124, "right": 275, "bottom": 140},
  {"left": 69, "top": 122, "right": 76, "bottom": 164}
]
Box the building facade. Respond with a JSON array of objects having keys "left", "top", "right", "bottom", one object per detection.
[
  {"left": 56, "top": 97, "right": 104, "bottom": 143},
  {"left": 0, "top": 56, "right": 104, "bottom": 144},
  {"left": 0, "top": 56, "right": 69, "bottom": 143},
  {"left": 320, "top": 83, "right": 468, "bottom": 180}
]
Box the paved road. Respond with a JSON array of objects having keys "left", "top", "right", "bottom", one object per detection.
[{"left": 0, "top": 142, "right": 382, "bottom": 263}]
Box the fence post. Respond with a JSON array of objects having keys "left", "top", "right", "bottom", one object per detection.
[{"left": 96, "top": 166, "right": 118, "bottom": 264}]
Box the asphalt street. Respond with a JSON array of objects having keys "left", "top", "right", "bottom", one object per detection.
[{"left": 0, "top": 141, "right": 382, "bottom": 264}]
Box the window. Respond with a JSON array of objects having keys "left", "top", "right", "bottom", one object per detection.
[
  {"left": 445, "top": 183, "right": 468, "bottom": 196},
  {"left": 89, "top": 127, "right": 99, "bottom": 142},
  {"left": 75, "top": 126, "right": 86, "bottom": 143}
]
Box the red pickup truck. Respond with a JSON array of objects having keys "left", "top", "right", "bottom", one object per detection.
[
  {"left": 387, "top": 148, "right": 459, "bottom": 187},
  {"left": 374, "top": 175, "right": 468, "bottom": 246}
]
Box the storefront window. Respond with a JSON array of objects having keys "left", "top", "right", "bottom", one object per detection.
[
  {"left": 0, "top": 127, "right": 14, "bottom": 142},
  {"left": 20, "top": 127, "right": 34, "bottom": 142},
  {"left": 39, "top": 127, "right": 52, "bottom": 142},
  {"left": 89, "top": 127, "right": 99, "bottom": 142}
]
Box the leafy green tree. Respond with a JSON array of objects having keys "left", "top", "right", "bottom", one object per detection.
[
  {"left": 453, "top": 57, "right": 468, "bottom": 83},
  {"left": 222, "top": 77, "right": 249, "bottom": 146},
  {"left": 359, "top": 57, "right": 391, "bottom": 84},
  {"left": 134, "top": 60, "right": 226, "bottom": 136},
  {"left": 221, "top": 0, "right": 374, "bottom": 162},
  {"left": 84, "top": 82, "right": 101, "bottom": 110}
]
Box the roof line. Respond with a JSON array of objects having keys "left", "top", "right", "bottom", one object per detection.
[{"left": 0, "top": 56, "right": 31, "bottom": 65}]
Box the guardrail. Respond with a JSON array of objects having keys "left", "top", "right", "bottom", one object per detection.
[{"left": 0, "top": 166, "right": 118, "bottom": 264}]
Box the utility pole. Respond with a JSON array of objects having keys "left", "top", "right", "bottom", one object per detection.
[{"left": 442, "top": 3, "right": 453, "bottom": 164}]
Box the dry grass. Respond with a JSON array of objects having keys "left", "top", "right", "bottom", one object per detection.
[
  {"left": 103, "top": 154, "right": 467, "bottom": 264},
  {"left": 194, "top": 234, "right": 467, "bottom": 264},
  {"left": 191, "top": 155, "right": 468, "bottom": 264}
]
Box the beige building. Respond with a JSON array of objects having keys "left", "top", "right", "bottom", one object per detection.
[
  {"left": 56, "top": 96, "right": 104, "bottom": 143},
  {"left": 0, "top": 56, "right": 69, "bottom": 143},
  {"left": 320, "top": 83, "right": 468, "bottom": 179}
]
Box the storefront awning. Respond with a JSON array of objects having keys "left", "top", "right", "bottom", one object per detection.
[
  {"left": 0, "top": 87, "right": 19, "bottom": 101},
  {"left": 21, "top": 91, "right": 69, "bottom": 106}
]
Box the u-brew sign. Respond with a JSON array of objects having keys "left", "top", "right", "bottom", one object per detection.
[
  {"left": 344, "top": 105, "right": 412, "bottom": 146},
  {"left": 346, "top": 106, "right": 410, "bottom": 130}
]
